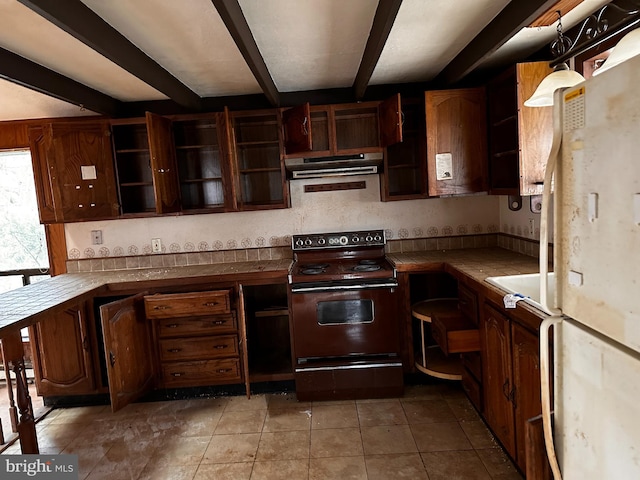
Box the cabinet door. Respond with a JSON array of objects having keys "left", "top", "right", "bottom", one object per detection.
[
  {"left": 29, "top": 123, "right": 119, "bottom": 222},
  {"left": 282, "top": 103, "right": 312, "bottom": 155},
  {"left": 100, "top": 294, "right": 154, "bottom": 412},
  {"left": 379, "top": 93, "right": 403, "bottom": 147},
  {"left": 481, "top": 304, "right": 516, "bottom": 456},
  {"left": 29, "top": 303, "right": 96, "bottom": 396},
  {"left": 426, "top": 88, "right": 488, "bottom": 196},
  {"left": 511, "top": 321, "right": 543, "bottom": 471},
  {"left": 146, "top": 112, "right": 181, "bottom": 214},
  {"left": 28, "top": 126, "right": 59, "bottom": 223},
  {"left": 217, "top": 108, "right": 239, "bottom": 211}
]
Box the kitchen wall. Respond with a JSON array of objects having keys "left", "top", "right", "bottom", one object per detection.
[{"left": 65, "top": 175, "right": 502, "bottom": 259}]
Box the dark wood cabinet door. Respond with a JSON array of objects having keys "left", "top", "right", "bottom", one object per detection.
[
  {"left": 29, "top": 122, "right": 119, "bottom": 222},
  {"left": 511, "top": 321, "right": 543, "bottom": 471},
  {"left": 28, "top": 126, "right": 59, "bottom": 223},
  {"left": 146, "top": 112, "right": 181, "bottom": 214},
  {"left": 481, "top": 304, "right": 516, "bottom": 456},
  {"left": 379, "top": 93, "right": 403, "bottom": 147},
  {"left": 100, "top": 294, "right": 155, "bottom": 412},
  {"left": 217, "top": 108, "right": 239, "bottom": 211},
  {"left": 282, "top": 103, "right": 312, "bottom": 154},
  {"left": 426, "top": 88, "right": 488, "bottom": 196},
  {"left": 29, "top": 303, "right": 96, "bottom": 396}
]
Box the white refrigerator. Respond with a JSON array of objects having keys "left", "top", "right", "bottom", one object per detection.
[{"left": 539, "top": 52, "right": 640, "bottom": 479}]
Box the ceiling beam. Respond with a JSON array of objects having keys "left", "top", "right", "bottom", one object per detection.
[
  {"left": 211, "top": 0, "right": 280, "bottom": 107},
  {"left": 0, "top": 47, "right": 120, "bottom": 116},
  {"left": 434, "top": 0, "right": 559, "bottom": 86},
  {"left": 18, "top": 0, "right": 202, "bottom": 110},
  {"left": 353, "top": 0, "right": 403, "bottom": 100}
]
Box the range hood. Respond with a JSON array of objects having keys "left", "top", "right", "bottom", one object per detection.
[{"left": 285, "top": 152, "right": 383, "bottom": 179}]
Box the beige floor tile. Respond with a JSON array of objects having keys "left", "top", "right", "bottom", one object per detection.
[
  {"left": 421, "top": 450, "right": 491, "bottom": 480},
  {"left": 149, "top": 435, "right": 211, "bottom": 466},
  {"left": 402, "top": 398, "right": 457, "bottom": 424},
  {"left": 251, "top": 459, "right": 309, "bottom": 480},
  {"left": 309, "top": 456, "right": 367, "bottom": 480},
  {"left": 311, "top": 403, "right": 359, "bottom": 430},
  {"left": 224, "top": 394, "right": 268, "bottom": 411},
  {"left": 36, "top": 422, "right": 90, "bottom": 451},
  {"left": 266, "top": 392, "right": 311, "bottom": 410},
  {"left": 360, "top": 425, "right": 417, "bottom": 455},
  {"left": 201, "top": 433, "right": 261, "bottom": 463},
  {"left": 310, "top": 427, "right": 363, "bottom": 458},
  {"left": 476, "top": 447, "right": 522, "bottom": 477},
  {"left": 61, "top": 442, "right": 111, "bottom": 480},
  {"left": 446, "top": 397, "right": 482, "bottom": 421},
  {"left": 194, "top": 462, "right": 253, "bottom": 480},
  {"left": 459, "top": 420, "right": 498, "bottom": 449},
  {"left": 402, "top": 384, "right": 446, "bottom": 400},
  {"left": 214, "top": 409, "right": 266, "bottom": 434},
  {"left": 137, "top": 463, "right": 198, "bottom": 480},
  {"left": 84, "top": 440, "right": 156, "bottom": 480},
  {"left": 356, "top": 399, "right": 408, "bottom": 427},
  {"left": 256, "top": 430, "right": 310, "bottom": 461},
  {"left": 364, "top": 453, "right": 429, "bottom": 480},
  {"left": 263, "top": 408, "right": 311, "bottom": 432},
  {"left": 48, "top": 405, "right": 109, "bottom": 424},
  {"left": 411, "top": 421, "right": 473, "bottom": 452}
]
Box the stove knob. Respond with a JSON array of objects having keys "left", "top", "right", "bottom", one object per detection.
[
  {"left": 374, "top": 234, "right": 382, "bottom": 242},
  {"left": 339, "top": 235, "right": 348, "bottom": 245},
  {"left": 318, "top": 238, "right": 326, "bottom": 245},
  {"left": 365, "top": 235, "right": 373, "bottom": 242},
  {"left": 304, "top": 238, "right": 312, "bottom": 246},
  {"left": 351, "top": 236, "right": 359, "bottom": 243},
  {"left": 295, "top": 239, "right": 304, "bottom": 247}
]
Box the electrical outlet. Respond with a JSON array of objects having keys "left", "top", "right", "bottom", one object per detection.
[
  {"left": 529, "top": 218, "right": 535, "bottom": 237},
  {"left": 91, "top": 230, "right": 103, "bottom": 245},
  {"left": 151, "top": 238, "right": 162, "bottom": 253}
]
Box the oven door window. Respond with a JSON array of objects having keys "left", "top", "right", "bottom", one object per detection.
[{"left": 317, "top": 299, "right": 374, "bottom": 325}]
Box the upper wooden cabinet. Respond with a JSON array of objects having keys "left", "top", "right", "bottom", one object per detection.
[
  {"left": 281, "top": 95, "right": 403, "bottom": 158},
  {"left": 381, "top": 97, "right": 427, "bottom": 201},
  {"left": 487, "top": 62, "right": 553, "bottom": 195},
  {"left": 146, "top": 112, "right": 181, "bottom": 214},
  {"left": 231, "top": 109, "right": 289, "bottom": 210},
  {"left": 426, "top": 88, "right": 488, "bottom": 196},
  {"left": 29, "top": 121, "right": 120, "bottom": 223}
]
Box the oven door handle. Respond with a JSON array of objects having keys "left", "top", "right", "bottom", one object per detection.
[{"left": 290, "top": 280, "right": 398, "bottom": 293}]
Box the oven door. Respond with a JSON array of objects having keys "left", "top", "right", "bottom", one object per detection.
[{"left": 289, "top": 280, "right": 400, "bottom": 362}]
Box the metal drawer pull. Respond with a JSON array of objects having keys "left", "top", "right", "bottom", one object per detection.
[
  {"left": 168, "top": 348, "right": 181, "bottom": 353},
  {"left": 166, "top": 324, "right": 179, "bottom": 328},
  {"left": 213, "top": 320, "right": 226, "bottom": 325},
  {"left": 204, "top": 301, "right": 219, "bottom": 307},
  {"left": 214, "top": 344, "right": 228, "bottom": 349},
  {"left": 217, "top": 368, "right": 232, "bottom": 374},
  {"left": 153, "top": 305, "right": 170, "bottom": 310},
  {"left": 171, "top": 372, "right": 184, "bottom": 377}
]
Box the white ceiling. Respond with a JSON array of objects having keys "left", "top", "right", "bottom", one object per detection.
[{"left": 0, "top": 0, "right": 611, "bottom": 121}]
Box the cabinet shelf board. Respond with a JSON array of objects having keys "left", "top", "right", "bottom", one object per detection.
[
  {"left": 119, "top": 181, "right": 154, "bottom": 187},
  {"left": 415, "top": 346, "right": 462, "bottom": 380},
  {"left": 239, "top": 167, "right": 282, "bottom": 174},
  {"left": 236, "top": 140, "right": 280, "bottom": 147},
  {"left": 175, "top": 144, "right": 218, "bottom": 150},
  {"left": 254, "top": 309, "right": 289, "bottom": 318},
  {"left": 180, "top": 177, "right": 223, "bottom": 184},
  {"left": 492, "top": 150, "right": 518, "bottom": 158},
  {"left": 388, "top": 163, "right": 420, "bottom": 170},
  {"left": 115, "top": 148, "right": 150, "bottom": 154}
]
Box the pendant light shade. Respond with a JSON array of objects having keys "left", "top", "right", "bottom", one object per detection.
[
  {"left": 524, "top": 63, "right": 586, "bottom": 107},
  {"left": 593, "top": 28, "right": 640, "bottom": 76}
]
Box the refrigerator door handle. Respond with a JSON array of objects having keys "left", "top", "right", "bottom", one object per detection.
[
  {"left": 540, "top": 89, "right": 564, "bottom": 316},
  {"left": 540, "top": 316, "right": 563, "bottom": 480}
]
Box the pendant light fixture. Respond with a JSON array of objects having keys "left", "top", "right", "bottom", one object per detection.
[
  {"left": 525, "top": 11, "right": 585, "bottom": 107},
  {"left": 592, "top": 27, "right": 640, "bottom": 76}
]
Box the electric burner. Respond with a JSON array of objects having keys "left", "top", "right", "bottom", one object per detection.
[
  {"left": 352, "top": 264, "right": 381, "bottom": 272},
  {"left": 301, "top": 268, "right": 325, "bottom": 275}
]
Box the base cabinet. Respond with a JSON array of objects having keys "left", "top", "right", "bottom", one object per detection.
[
  {"left": 481, "top": 302, "right": 544, "bottom": 472},
  {"left": 29, "top": 302, "right": 97, "bottom": 396}
]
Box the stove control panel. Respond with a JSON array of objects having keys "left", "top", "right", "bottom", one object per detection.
[{"left": 292, "top": 230, "right": 385, "bottom": 250}]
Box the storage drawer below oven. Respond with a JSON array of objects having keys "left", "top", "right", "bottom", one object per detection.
[{"left": 295, "top": 359, "right": 403, "bottom": 401}]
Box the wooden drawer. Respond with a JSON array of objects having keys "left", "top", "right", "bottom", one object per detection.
[
  {"left": 462, "top": 368, "right": 483, "bottom": 412},
  {"left": 461, "top": 351, "right": 482, "bottom": 383},
  {"left": 144, "top": 290, "right": 231, "bottom": 318},
  {"left": 157, "top": 313, "right": 237, "bottom": 338},
  {"left": 161, "top": 358, "right": 241, "bottom": 388},
  {"left": 159, "top": 335, "right": 238, "bottom": 361},
  {"left": 432, "top": 312, "right": 480, "bottom": 355},
  {"left": 458, "top": 283, "right": 478, "bottom": 325}
]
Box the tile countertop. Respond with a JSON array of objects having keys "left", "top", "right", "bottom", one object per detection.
[
  {"left": 0, "top": 259, "right": 292, "bottom": 335},
  {"left": 0, "top": 247, "right": 544, "bottom": 336}
]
